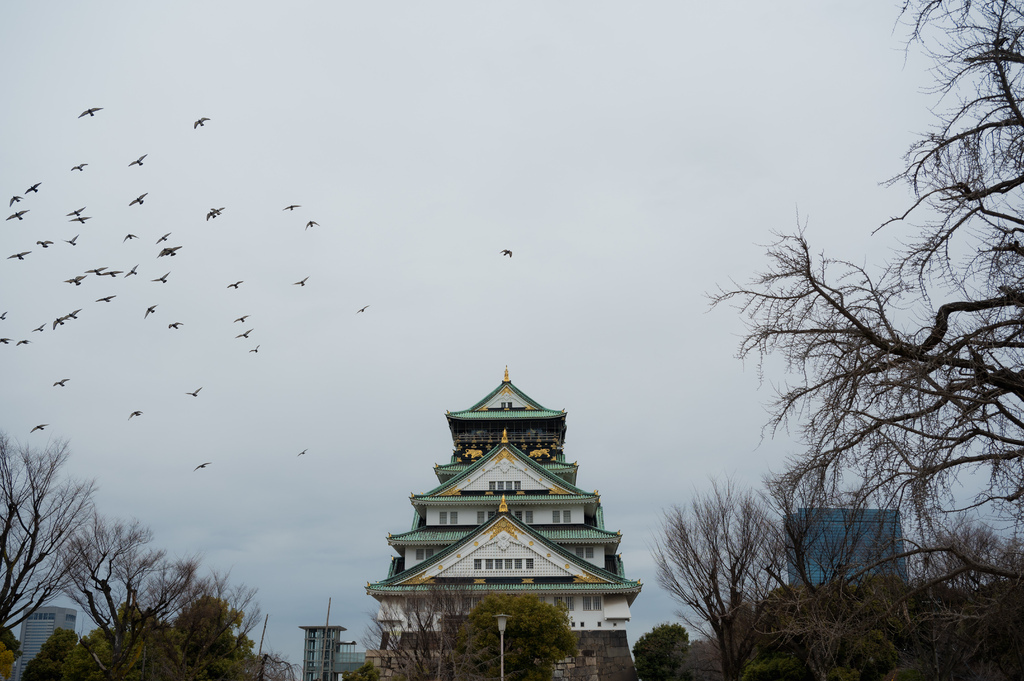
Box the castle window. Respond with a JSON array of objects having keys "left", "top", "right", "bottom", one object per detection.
[
  {"left": 515, "top": 559, "right": 522, "bottom": 569},
  {"left": 505, "top": 559, "right": 513, "bottom": 569},
  {"left": 514, "top": 511, "right": 522, "bottom": 521},
  {"left": 478, "top": 511, "right": 485, "bottom": 523},
  {"left": 439, "top": 512, "right": 447, "bottom": 525},
  {"left": 489, "top": 481, "right": 496, "bottom": 491},
  {"left": 564, "top": 510, "right": 572, "bottom": 523},
  {"left": 526, "top": 558, "right": 534, "bottom": 569},
  {"left": 474, "top": 559, "right": 482, "bottom": 569},
  {"left": 514, "top": 481, "right": 521, "bottom": 490},
  {"left": 525, "top": 511, "right": 533, "bottom": 523},
  {"left": 485, "top": 559, "right": 493, "bottom": 569},
  {"left": 451, "top": 511, "right": 458, "bottom": 524},
  {"left": 553, "top": 511, "right": 561, "bottom": 523}
]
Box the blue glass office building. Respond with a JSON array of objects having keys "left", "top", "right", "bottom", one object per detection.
[{"left": 786, "top": 508, "right": 906, "bottom": 585}]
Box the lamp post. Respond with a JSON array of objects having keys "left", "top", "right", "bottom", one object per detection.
[{"left": 495, "top": 613, "right": 509, "bottom": 681}]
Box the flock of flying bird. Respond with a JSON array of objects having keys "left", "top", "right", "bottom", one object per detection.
[
  {"left": 4, "top": 107, "right": 515, "bottom": 472},
  {"left": 2, "top": 107, "right": 387, "bottom": 471}
]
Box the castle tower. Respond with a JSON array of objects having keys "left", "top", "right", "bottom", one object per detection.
[{"left": 366, "top": 370, "right": 641, "bottom": 633}]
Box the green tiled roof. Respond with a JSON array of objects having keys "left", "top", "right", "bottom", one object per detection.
[
  {"left": 369, "top": 512, "right": 638, "bottom": 593},
  {"left": 368, "top": 581, "right": 641, "bottom": 595},
  {"left": 418, "top": 443, "right": 593, "bottom": 499},
  {"left": 388, "top": 525, "right": 621, "bottom": 546},
  {"left": 457, "top": 379, "right": 553, "bottom": 413},
  {"left": 447, "top": 409, "right": 564, "bottom": 420},
  {"left": 412, "top": 493, "right": 598, "bottom": 505}
]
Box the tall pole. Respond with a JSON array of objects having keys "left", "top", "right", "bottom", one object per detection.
[
  {"left": 495, "top": 614, "right": 509, "bottom": 681},
  {"left": 322, "top": 598, "right": 332, "bottom": 681}
]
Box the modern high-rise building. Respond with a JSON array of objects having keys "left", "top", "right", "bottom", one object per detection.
[
  {"left": 298, "top": 625, "right": 364, "bottom": 681},
  {"left": 785, "top": 507, "right": 906, "bottom": 585},
  {"left": 366, "top": 370, "right": 642, "bottom": 633},
  {"left": 8, "top": 606, "right": 77, "bottom": 681}
]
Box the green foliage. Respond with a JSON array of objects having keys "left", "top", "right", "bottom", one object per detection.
[
  {"left": 0, "top": 642, "right": 15, "bottom": 680},
  {"left": 0, "top": 627, "right": 20, "bottom": 659},
  {"left": 21, "top": 628, "right": 78, "bottom": 681},
  {"left": 155, "top": 595, "right": 254, "bottom": 681},
  {"left": 632, "top": 623, "right": 692, "bottom": 681},
  {"left": 342, "top": 660, "right": 381, "bottom": 681},
  {"left": 741, "top": 652, "right": 812, "bottom": 681},
  {"left": 61, "top": 630, "right": 142, "bottom": 681},
  {"left": 457, "top": 593, "right": 577, "bottom": 681},
  {"left": 826, "top": 668, "right": 859, "bottom": 681}
]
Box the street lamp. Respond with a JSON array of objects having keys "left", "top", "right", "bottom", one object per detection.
[{"left": 495, "top": 613, "right": 510, "bottom": 681}]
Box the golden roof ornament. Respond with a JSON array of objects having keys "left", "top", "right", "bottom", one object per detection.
[
  {"left": 503, "top": 366, "right": 509, "bottom": 382},
  {"left": 501, "top": 428, "right": 509, "bottom": 443},
  {"left": 499, "top": 495, "right": 508, "bottom": 513}
]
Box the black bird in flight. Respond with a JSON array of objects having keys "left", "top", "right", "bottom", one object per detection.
[
  {"left": 124, "top": 234, "right": 138, "bottom": 242},
  {"left": 206, "top": 207, "right": 225, "bottom": 220},
  {"left": 500, "top": 249, "right": 512, "bottom": 258},
  {"left": 128, "top": 154, "right": 148, "bottom": 167},
  {"left": 67, "top": 207, "right": 86, "bottom": 217},
  {"left": 26, "top": 183, "right": 41, "bottom": 193},
  {"left": 65, "top": 235, "right": 79, "bottom": 246},
  {"left": 234, "top": 315, "right": 249, "bottom": 323},
  {"left": 152, "top": 272, "right": 170, "bottom": 284},
  {"left": 227, "top": 281, "right": 243, "bottom": 289},
  {"left": 32, "top": 324, "right": 44, "bottom": 333},
  {"left": 31, "top": 424, "right": 48, "bottom": 432},
  {"left": 357, "top": 305, "right": 370, "bottom": 313},
  {"left": 144, "top": 305, "right": 157, "bottom": 319},
  {"left": 96, "top": 296, "right": 115, "bottom": 303},
  {"left": 283, "top": 204, "right": 301, "bottom": 211},
  {"left": 17, "top": 340, "right": 31, "bottom": 345},
  {"left": 194, "top": 462, "right": 212, "bottom": 470},
  {"left": 53, "top": 379, "right": 69, "bottom": 387},
  {"left": 194, "top": 117, "right": 210, "bottom": 128},
  {"left": 158, "top": 246, "right": 182, "bottom": 257},
  {"left": 293, "top": 276, "right": 309, "bottom": 286},
  {"left": 8, "top": 252, "right": 30, "bottom": 260},
  {"left": 168, "top": 322, "right": 183, "bottom": 329},
  {"left": 71, "top": 163, "right": 88, "bottom": 171},
  {"left": 186, "top": 387, "right": 202, "bottom": 397},
  {"left": 7, "top": 210, "right": 28, "bottom": 221},
  {"left": 129, "top": 411, "right": 143, "bottom": 420},
  {"left": 298, "top": 449, "right": 307, "bottom": 457},
  {"left": 249, "top": 345, "right": 259, "bottom": 353},
  {"left": 129, "top": 193, "right": 148, "bottom": 206},
  {"left": 9, "top": 196, "right": 21, "bottom": 206},
  {"left": 79, "top": 107, "right": 103, "bottom": 117},
  {"left": 236, "top": 329, "right": 253, "bottom": 339},
  {"left": 156, "top": 233, "right": 171, "bottom": 244},
  {"left": 65, "top": 276, "right": 87, "bottom": 286},
  {"left": 125, "top": 265, "right": 139, "bottom": 277},
  {"left": 37, "top": 240, "right": 53, "bottom": 248},
  {"left": 305, "top": 221, "right": 318, "bottom": 230},
  {"left": 69, "top": 215, "right": 91, "bottom": 224}
]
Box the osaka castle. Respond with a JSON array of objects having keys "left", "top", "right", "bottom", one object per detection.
[{"left": 366, "top": 369, "right": 642, "bottom": 631}]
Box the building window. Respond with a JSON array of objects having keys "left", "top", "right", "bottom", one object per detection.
[
  {"left": 583, "top": 596, "right": 602, "bottom": 611},
  {"left": 474, "top": 559, "right": 482, "bottom": 569},
  {"left": 564, "top": 510, "right": 572, "bottom": 523},
  {"left": 478, "top": 511, "right": 485, "bottom": 524},
  {"left": 566, "top": 597, "right": 575, "bottom": 611},
  {"left": 506, "top": 480, "right": 513, "bottom": 489},
  {"left": 505, "top": 559, "right": 513, "bottom": 569},
  {"left": 526, "top": 558, "right": 534, "bottom": 569},
  {"left": 525, "top": 510, "right": 533, "bottom": 523},
  {"left": 514, "top": 481, "right": 522, "bottom": 490},
  {"left": 450, "top": 511, "right": 458, "bottom": 524},
  {"left": 485, "top": 559, "right": 493, "bottom": 569},
  {"left": 488, "top": 511, "right": 495, "bottom": 519},
  {"left": 489, "top": 481, "right": 496, "bottom": 491},
  {"left": 425, "top": 549, "right": 434, "bottom": 558},
  {"left": 439, "top": 511, "right": 447, "bottom": 525},
  {"left": 553, "top": 511, "right": 561, "bottom": 523},
  {"left": 515, "top": 559, "right": 522, "bottom": 569},
  {"left": 514, "top": 511, "right": 522, "bottom": 520},
  {"left": 575, "top": 547, "right": 594, "bottom": 558},
  {"left": 416, "top": 549, "right": 424, "bottom": 560}
]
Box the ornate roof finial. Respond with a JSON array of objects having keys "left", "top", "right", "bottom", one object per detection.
[
  {"left": 499, "top": 495, "right": 508, "bottom": 513},
  {"left": 501, "top": 428, "right": 509, "bottom": 443},
  {"left": 503, "top": 365, "right": 509, "bottom": 382}
]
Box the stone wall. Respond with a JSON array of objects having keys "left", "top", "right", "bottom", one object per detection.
[
  {"left": 367, "top": 629, "right": 637, "bottom": 681},
  {"left": 554, "top": 630, "right": 638, "bottom": 681}
]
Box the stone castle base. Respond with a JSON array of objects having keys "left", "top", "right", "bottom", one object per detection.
[{"left": 367, "top": 629, "right": 637, "bottom": 681}]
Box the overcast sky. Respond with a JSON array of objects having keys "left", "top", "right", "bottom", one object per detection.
[{"left": 1, "top": 0, "right": 935, "bottom": 666}]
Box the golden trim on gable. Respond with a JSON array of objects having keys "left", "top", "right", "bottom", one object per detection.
[{"left": 488, "top": 517, "right": 519, "bottom": 541}]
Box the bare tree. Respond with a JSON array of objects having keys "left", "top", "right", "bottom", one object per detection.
[
  {"left": 63, "top": 513, "right": 200, "bottom": 681},
  {"left": 0, "top": 433, "right": 95, "bottom": 629},
  {"left": 711, "top": 0, "right": 1024, "bottom": 578},
  {"left": 652, "top": 479, "right": 779, "bottom": 681},
  {"left": 363, "top": 584, "right": 475, "bottom": 681}
]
